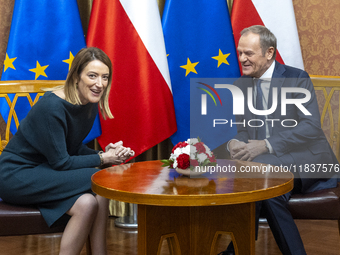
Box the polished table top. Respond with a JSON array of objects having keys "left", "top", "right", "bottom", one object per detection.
[{"left": 92, "top": 159, "right": 293, "bottom": 207}]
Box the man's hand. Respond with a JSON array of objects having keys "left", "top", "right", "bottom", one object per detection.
[
  {"left": 229, "top": 140, "right": 247, "bottom": 159},
  {"left": 231, "top": 140, "right": 268, "bottom": 161}
]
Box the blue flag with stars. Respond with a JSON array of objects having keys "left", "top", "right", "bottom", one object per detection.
[
  {"left": 1, "top": 0, "right": 100, "bottom": 144},
  {"left": 162, "top": 0, "right": 240, "bottom": 150}
]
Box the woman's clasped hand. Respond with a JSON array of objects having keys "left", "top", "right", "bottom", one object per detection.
[{"left": 102, "top": 141, "right": 135, "bottom": 165}]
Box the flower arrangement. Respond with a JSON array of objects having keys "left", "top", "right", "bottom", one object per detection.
[{"left": 161, "top": 138, "right": 217, "bottom": 170}]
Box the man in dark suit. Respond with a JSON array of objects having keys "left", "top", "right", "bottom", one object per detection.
[{"left": 223, "top": 25, "right": 338, "bottom": 255}]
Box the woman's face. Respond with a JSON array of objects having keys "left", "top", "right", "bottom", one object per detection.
[{"left": 77, "top": 60, "right": 110, "bottom": 105}]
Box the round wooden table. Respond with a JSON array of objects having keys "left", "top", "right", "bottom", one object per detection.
[{"left": 92, "top": 159, "right": 293, "bottom": 255}]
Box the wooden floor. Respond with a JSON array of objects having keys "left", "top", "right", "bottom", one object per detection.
[{"left": 0, "top": 217, "right": 339, "bottom": 255}]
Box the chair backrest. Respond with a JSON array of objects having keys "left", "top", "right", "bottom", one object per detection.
[
  {"left": 312, "top": 76, "right": 340, "bottom": 161},
  {"left": 0, "top": 80, "right": 65, "bottom": 155}
]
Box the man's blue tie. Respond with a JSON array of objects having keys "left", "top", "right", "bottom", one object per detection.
[{"left": 255, "top": 78, "right": 266, "bottom": 140}]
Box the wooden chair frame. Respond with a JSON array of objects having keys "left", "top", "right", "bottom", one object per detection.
[{"left": 0, "top": 80, "right": 91, "bottom": 254}]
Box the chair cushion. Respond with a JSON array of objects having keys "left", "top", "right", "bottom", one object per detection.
[
  {"left": 0, "top": 201, "right": 65, "bottom": 236},
  {"left": 288, "top": 183, "right": 340, "bottom": 220}
]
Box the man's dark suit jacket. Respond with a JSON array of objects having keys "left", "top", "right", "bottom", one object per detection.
[{"left": 233, "top": 61, "right": 338, "bottom": 193}]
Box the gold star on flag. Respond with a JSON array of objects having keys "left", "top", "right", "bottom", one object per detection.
[
  {"left": 212, "top": 49, "right": 230, "bottom": 67},
  {"left": 63, "top": 51, "right": 74, "bottom": 71},
  {"left": 29, "top": 61, "right": 49, "bottom": 80},
  {"left": 3, "top": 53, "right": 17, "bottom": 72},
  {"left": 180, "top": 58, "right": 199, "bottom": 76}
]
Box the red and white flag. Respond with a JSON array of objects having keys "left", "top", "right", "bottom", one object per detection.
[
  {"left": 231, "top": 0, "right": 304, "bottom": 70},
  {"left": 87, "top": 0, "right": 177, "bottom": 159}
]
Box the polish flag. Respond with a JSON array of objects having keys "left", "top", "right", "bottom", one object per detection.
[
  {"left": 231, "top": 0, "right": 304, "bottom": 70},
  {"left": 87, "top": 0, "right": 177, "bottom": 159}
]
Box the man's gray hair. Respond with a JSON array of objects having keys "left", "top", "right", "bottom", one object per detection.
[{"left": 241, "top": 25, "right": 277, "bottom": 60}]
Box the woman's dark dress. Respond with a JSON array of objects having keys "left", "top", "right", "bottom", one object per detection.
[{"left": 0, "top": 91, "right": 101, "bottom": 227}]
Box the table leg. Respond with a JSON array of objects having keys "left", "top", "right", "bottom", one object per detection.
[{"left": 137, "top": 203, "right": 255, "bottom": 255}]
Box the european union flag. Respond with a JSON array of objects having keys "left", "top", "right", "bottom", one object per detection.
[
  {"left": 1, "top": 0, "right": 100, "bottom": 144},
  {"left": 162, "top": 0, "right": 240, "bottom": 150}
]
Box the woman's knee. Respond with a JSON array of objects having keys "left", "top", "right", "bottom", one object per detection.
[
  {"left": 95, "top": 195, "right": 109, "bottom": 206},
  {"left": 70, "top": 194, "right": 99, "bottom": 216}
]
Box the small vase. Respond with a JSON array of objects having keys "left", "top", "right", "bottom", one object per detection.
[{"left": 175, "top": 166, "right": 204, "bottom": 176}]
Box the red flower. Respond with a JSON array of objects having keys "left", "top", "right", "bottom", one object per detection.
[
  {"left": 176, "top": 153, "right": 190, "bottom": 169},
  {"left": 190, "top": 159, "right": 199, "bottom": 167},
  {"left": 208, "top": 154, "right": 216, "bottom": 163},
  {"left": 194, "top": 142, "right": 206, "bottom": 154},
  {"left": 172, "top": 141, "right": 189, "bottom": 153}
]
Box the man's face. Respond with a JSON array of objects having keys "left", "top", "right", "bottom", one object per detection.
[{"left": 237, "top": 32, "right": 273, "bottom": 78}]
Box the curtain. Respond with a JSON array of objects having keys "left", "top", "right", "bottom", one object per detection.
[
  {"left": 0, "top": 0, "right": 14, "bottom": 79},
  {"left": 0, "top": 0, "right": 14, "bottom": 140}
]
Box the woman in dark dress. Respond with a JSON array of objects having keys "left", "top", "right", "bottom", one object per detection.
[{"left": 0, "top": 47, "right": 134, "bottom": 254}]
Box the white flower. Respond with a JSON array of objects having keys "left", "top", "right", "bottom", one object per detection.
[
  {"left": 173, "top": 160, "right": 178, "bottom": 168},
  {"left": 169, "top": 153, "right": 176, "bottom": 161},
  {"left": 181, "top": 145, "right": 190, "bottom": 156},
  {"left": 203, "top": 144, "right": 212, "bottom": 156},
  {"left": 187, "top": 138, "right": 199, "bottom": 145},
  {"left": 172, "top": 147, "right": 183, "bottom": 157},
  {"left": 189, "top": 145, "right": 197, "bottom": 156},
  {"left": 197, "top": 153, "right": 208, "bottom": 163}
]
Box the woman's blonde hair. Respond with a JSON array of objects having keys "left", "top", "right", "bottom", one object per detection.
[{"left": 64, "top": 47, "right": 113, "bottom": 119}]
